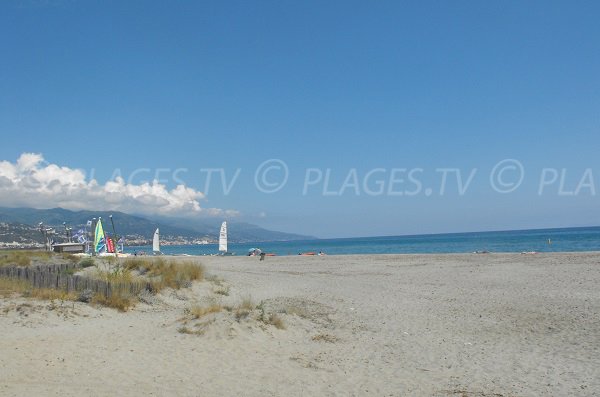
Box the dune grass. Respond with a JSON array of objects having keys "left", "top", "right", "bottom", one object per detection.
[
  {"left": 205, "top": 274, "right": 223, "bottom": 285},
  {"left": 1, "top": 256, "right": 205, "bottom": 312},
  {"left": 0, "top": 277, "right": 77, "bottom": 301},
  {"left": 256, "top": 300, "right": 286, "bottom": 329},
  {"left": 264, "top": 313, "right": 285, "bottom": 329},
  {"left": 213, "top": 285, "right": 230, "bottom": 296},
  {"left": 186, "top": 303, "right": 223, "bottom": 319},
  {"left": 0, "top": 273, "right": 132, "bottom": 311},
  {"left": 91, "top": 293, "right": 136, "bottom": 312},
  {"left": 93, "top": 257, "right": 204, "bottom": 295},
  {"left": 0, "top": 250, "right": 79, "bottom": 267},
  {"left": 0, "top": 250, "right": 51, "bottom": 266},
  {"left": 60, "top": 253, "right": 79, "bottom": 263},
  {"left": 311, "top": 333, "right": 338, "bottom": 343},
  {"left": 29, "top": 288, "right": 78, "bottom": 301},
  {"left": 230, "top": 296, "right": 255, "bottom": 320},
  {"left": 177, "top": 319, "right": 215, "bottom": 335},
  {"left": 206, "top": 274, "right": 229, "bottom": 295},
  {"left": 177, "top": 297, "right": 286, "bottom": 336},
  {"left": 179, "top": 304, "right": 220, "bottom": 335},
  {"left": 227, "top": 298, "right": 286, "bottom": 329},
  {"left": 96, "top": 266, "right": 134, "bottom": 283},
  {"left": 0, "top": 277, "right": 32, "bottom": 297},
  {"left": 85, "top": 257, "right": 205, "bottom": 311},
  {"left": 238, "top": 297, "right": 254, "bottom": 311},
  {"left": 78, "top": 257, "right": 95, "bottom": 268},
  {"left": 177, "top": 326, "right": 196, "bottom": 335},
  {"left": 122, "top": 257, "right": 204, "bottom": 291}
]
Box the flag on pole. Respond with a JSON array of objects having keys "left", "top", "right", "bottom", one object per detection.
[
  {"left": 74, "top": 228, "right": 87, "bottom": 244},
  {"left": 94, "top": 219, "right": 106, "bottom": 253}
]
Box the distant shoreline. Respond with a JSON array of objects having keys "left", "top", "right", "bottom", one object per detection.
[
  {"left": 126, "top": 226, "right": 600, "bottom": 256},
  {"left": 3, "top": 225, "right": 598, "bottom": 255}
]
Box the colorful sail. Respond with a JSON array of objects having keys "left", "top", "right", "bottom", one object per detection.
[
  {"left": 106, "top": 236, "right": 115, "bottom": 253},
  {"left": 94, "top": 219, "right": 106, "bottom": 253}
]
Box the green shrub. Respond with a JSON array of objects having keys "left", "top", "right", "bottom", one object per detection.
[{"left": 79, "top": 257, "right": 95, "bottom": 268}]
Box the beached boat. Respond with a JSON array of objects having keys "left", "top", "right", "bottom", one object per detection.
[
  {"left": 153, "top": 228, "right": 161, "bottom": 255},
  {"left": 218, "top": 221, "right": 233, "bottom": 255}
]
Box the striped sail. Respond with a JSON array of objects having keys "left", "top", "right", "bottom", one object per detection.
[{"left": 94, "top": 219, "right": 106, "bottom": 253}]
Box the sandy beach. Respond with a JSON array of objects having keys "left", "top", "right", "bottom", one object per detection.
[{"left": 1, "top": 252, "right": 599, "bottom": 396}]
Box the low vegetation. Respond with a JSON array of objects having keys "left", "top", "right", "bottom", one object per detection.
[
  {"left": 60, "top": 253, "right": 79, "bottom": 263},
  {"left": 206, "top": 274, "right": 229, "bottom": 295},
  {"left": 186, "top": 303, "right": 223, "bottom": 319},
  {"left": 0, "top": 277, "right": 33, "bottom": 297},
  {"left": 123, "top": 257, "right": 204, "bottom": 291},
  {"left": 177, "top": 318, "right": 215, "bottom": 335},
  {"left": 1, "top": 255, "right": 205, "bottom": 312},
  {"left": 91, "top": 292, "right": 136, "bottom": 312},
  {"left": 281, "top": 305, "right": 310, "bottom": 319},
  {"left": 0, "top": 250, "right": 79, "bottom": 267},
  {"left": 257, "top": 300, "right": 286, "bottom": 329},
  {"left": 231, "top": 296, "right": 255, "bottom": 320},
  {"left": 177, "top": 326, "right": 196, "bottom": 335},
  {"left": 29, "top": 288, "right": 78, "bottom": 301},
  {"left": 0, "top": 250, "right": 51, "bottom": 266},
  {"left": 205, "top": 274, "right": 223, "bottom": 285},
  {"left": 178, "top": 297, "right": 286, "bottom": 337},
  {"left": 96, "top": 266, "right": 134, "bottom": 284},
  {"left": 83, "top": 257, "right": 205, "bottom": 311},
  {"left": 311, "top": 333, "right": 338, "bottom": 343},
  {"left": 0, "top": 275, "right": 130, "bottom": 310},
  {"left": 213, "top": 285, "right": 230, "bottom": 296},
  {"left": 178, "top": 303, "right": 221, "bottom": 335},
  {"left": 263, "top": 313, "right": 285, "bottom": 329},
  {"left": 227, "top": 298, "right": 286, "bottom": 329},
  {"left": 78, "top": 257, "right": 95, "bottom": 268},
  {"left": 0, "top": 277, "right": 76, "bottom": 301}
]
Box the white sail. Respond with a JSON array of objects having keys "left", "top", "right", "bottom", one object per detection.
[
  {"left": 153, "top": 228, "right": 160, "bottom": 254},
  {"left": 219, "top": 222, "right": 227, "bottom": 253}
]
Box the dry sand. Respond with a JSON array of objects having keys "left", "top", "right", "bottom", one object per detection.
[{"left": 1, "top": 252, "right": 599, "bottom": 396}]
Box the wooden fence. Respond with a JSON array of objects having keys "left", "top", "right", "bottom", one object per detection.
[{"left": 0, "top": 263, "right": 151, "bottom": 298}]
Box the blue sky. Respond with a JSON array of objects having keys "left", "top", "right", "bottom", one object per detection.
[{"left": 1, "top": 0, "right": 599, "bottom": 238}]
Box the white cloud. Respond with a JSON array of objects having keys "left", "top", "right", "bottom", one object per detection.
[{"left": 0, "top": 153, "right": 239, "bottom": 218}]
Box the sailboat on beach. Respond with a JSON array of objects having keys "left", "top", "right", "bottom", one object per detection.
[
  {"left": 153, "top": 228, "right": 162, "bottom": 255},
  {"left": 218, "top": 221, "right": 233, "bottom": 255}
]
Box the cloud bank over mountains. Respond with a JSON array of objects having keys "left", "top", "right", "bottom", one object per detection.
[{"left": 0, "top": 153, "right": 237, "bottom": 218}]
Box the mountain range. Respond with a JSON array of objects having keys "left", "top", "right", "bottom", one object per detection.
[{"left": 0, "top": 207, "right": 312, "bottom": 245}]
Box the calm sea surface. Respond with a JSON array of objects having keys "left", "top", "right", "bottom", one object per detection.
[{"left": 128, "top": 227, "right": 600, "bottom": 256}]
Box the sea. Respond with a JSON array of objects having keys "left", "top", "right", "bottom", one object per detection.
[{"left": 128, "top": 226, "right": 600, "bottom": 256}]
